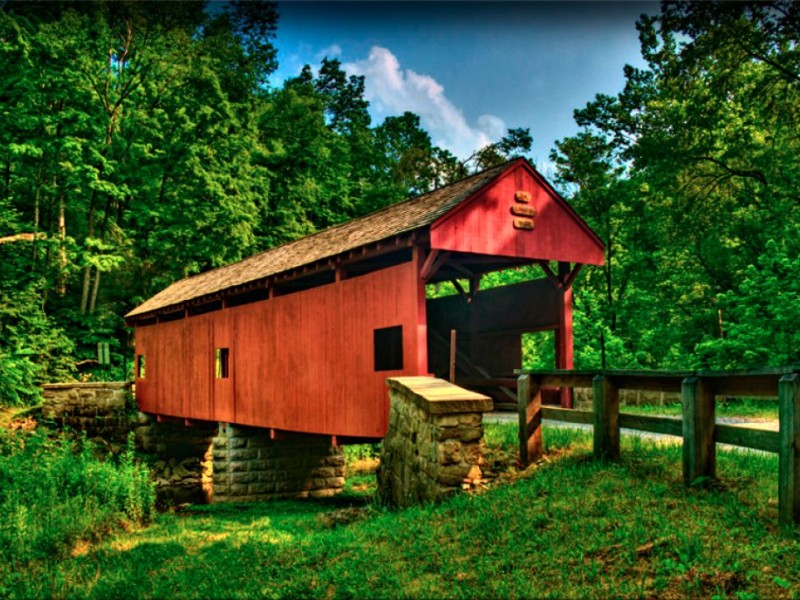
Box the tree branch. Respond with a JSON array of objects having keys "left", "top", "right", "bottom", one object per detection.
[{"left": 0, "top": 232, "right": 46, "bottom": 245}]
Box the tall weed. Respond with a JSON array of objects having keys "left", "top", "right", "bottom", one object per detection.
[{"left": 0, "top": 429, "right": 154, "bottom": 579}]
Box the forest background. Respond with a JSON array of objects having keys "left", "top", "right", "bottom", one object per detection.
[{"left": 1, "top": 1, "right": 798, "bottom": 406}]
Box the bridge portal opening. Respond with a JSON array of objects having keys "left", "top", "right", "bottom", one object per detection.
[{"left": 423, "top": 257, "right": 573, "bottom": 409}]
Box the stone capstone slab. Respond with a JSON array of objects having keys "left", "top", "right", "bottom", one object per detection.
[{"left": 387, "top": 377, "right": 493, "bottom": 415}]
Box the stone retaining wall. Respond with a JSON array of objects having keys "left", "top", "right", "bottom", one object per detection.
[
  {"left": 378, "top": 377, "right": 493, "bottom": 508},
  {"left": 212, "top": 424, "right": 345, "bottom": 502},
  {"left": 134, "top": 414, "right": 216, "bottom": 504},
  {"left": 42, "top": 382, "right": 132, "bottom": 443}
]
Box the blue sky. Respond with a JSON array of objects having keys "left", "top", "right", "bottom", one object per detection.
[{"left": 271, "top": 1, "right": 657, "bottom": 169}]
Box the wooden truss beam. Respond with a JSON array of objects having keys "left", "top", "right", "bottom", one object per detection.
[{"left": 420, "top": 249, "right": 451, "bottom": 282}]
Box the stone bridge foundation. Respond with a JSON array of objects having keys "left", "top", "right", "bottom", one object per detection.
[
  {"left": 211, "top": 424, "right": 345, "bottom": 502},
  {"left": 41, "top": 382, "right": 345, "bottom": 504}
]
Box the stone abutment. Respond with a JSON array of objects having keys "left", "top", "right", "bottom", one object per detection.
[{"left": 378, "top": 377, "right": 494, "bottom": 508}]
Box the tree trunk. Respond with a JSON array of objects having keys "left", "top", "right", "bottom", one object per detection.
[
  {"left": 3, "top": 158, "right": 9, "bottom": 199},
  {"left": 89, "top": 267, "right": 101, "bottom": 314},
  {"left": 58, "top": 191, "right": 67, "bottom": 295},
  {"left": 80, "top": 266, "right": 92, "bottom": 314},
  {"left": 32, "top": 166, "right": 41, "bottom": 264},
  {"left": 80, "top": 189, "right": 98, "bottom": 313}
]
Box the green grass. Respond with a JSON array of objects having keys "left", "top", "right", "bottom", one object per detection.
[
  {"left": 621, "top": 397, "right": 779, "bottom": 421},
  {"left": 4, "top": 423, "right": 799, "bottom": 599}
]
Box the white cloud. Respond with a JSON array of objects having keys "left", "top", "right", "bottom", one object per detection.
[
  {"left": 476, "top": 114, "right": 506, "bottom": 141},
  {"left": 316, "top": 44, "right": 342, "bottom": 60},
  {"left": 344, "top": 46, "right": 506, "bottom": 159}
]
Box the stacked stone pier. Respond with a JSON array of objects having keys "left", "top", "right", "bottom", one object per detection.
[{"left": 378, "top": 377, "right": 494, "bottom": 508}]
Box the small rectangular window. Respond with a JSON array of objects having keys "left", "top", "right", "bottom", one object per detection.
[
  {"left": 215, "top": 348, "right": 230, "bottom": 379},
  {"left": 136, "top": 354, "right": 146, "bottom": 379},
  {"left": 374, "top": 326, "right": 403, "bottom": 371}
]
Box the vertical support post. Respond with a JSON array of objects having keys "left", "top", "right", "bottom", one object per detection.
[
  {"left": 412, "top": 245, "right": 429, "bottom": 375},
  {"left": 779, "top": 374, "right": 800, "bottom": 526},
  {"left": 518, "top": 374, "right": 542, "bottom": 466},
  {"left": 555, "top": 262, "right": 574, "bottom": 408},
  {"left": 449, "top": 329, "right": 457, "bottom": 383},
  {"left": 592, "top": 375, "right": 619, "bottom": 460},
  {"left": 681, "top": 377, "right": 716, "bottom": 486}
]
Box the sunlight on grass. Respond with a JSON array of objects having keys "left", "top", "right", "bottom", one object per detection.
[{"left": 623, "top": 397, "right": 779, "bottom": 421}]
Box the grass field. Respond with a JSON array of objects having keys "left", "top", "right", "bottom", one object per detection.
[
  {"left": 4, "top": 421, "right": 800, "bottom": 599},
  {"left": 620, "top": 397, "right": 779, "bottom": 421}
]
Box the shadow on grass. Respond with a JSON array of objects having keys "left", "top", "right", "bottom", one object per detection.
[{"left": 176, "top": 489, "right": 373, "bottom": 520}]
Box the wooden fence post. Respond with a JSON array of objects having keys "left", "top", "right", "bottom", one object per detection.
[
  {"left": 681, "top": 376, "right": 715, "bottom": 486},
  {"left": 593, "top": 375, "right": 619, "bottom": 460},
  {"left": 518, "top": 374, "right": 542, "bottom": 466},
  {"left": 779, "top": 373, "right": 800, "bottom": 527}
]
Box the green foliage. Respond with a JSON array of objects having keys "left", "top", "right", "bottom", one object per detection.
[
  {"left": 696, "top": 238, "right": 800, "bottom": 369},
  {"left": 0, "top": 0, "right": 541, "bottom": 404},
  {"left": 0, "top": 281, "right": 74, "bottom": 405},
  {"left": 8, "top": 0, "right": 798, "bottom": 403},
  {"left": 0, "top": 430, "right": 154, "bottom": 584},
  {"left": 552, "top": 2, "right": 800, "bottom": 370},
  {"left": 465, "top": 126, "right": 533, "bottom": 172},
  {"left": 344, "top": 443, "right": 381, "bottom": 464}
]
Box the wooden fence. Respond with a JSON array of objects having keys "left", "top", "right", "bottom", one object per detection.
[{"left": 516, "top": 368, "right": 800, "bottom": 526}]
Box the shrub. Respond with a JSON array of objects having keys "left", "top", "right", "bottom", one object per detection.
[
  {"left": 344, "top": 442, "right": 381, "bottom": 465},
  {"left": 0, "top": 430, "right": 155, "bottom": 579}
]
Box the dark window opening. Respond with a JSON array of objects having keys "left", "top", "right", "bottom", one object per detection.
[
  {"left": 374, "top": 326, "right": 404, "bottom": 371},
  {"left": 136, "top": 354, "right": 146, "bottom": 379},
  {"left": 215, "top": 348, "right": 230, "bottom": 379}
]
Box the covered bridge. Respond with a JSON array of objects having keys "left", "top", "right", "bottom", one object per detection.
[{"left": 126, "top": 158, "right": 604, "bottom": 442}]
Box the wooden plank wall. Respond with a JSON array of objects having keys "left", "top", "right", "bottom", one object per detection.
[{"left": 133, "top": 260, "right": 422, "bottom": 438}]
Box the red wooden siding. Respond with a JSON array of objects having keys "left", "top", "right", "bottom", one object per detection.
[
  {"left": 133, "top": 260, "right": 423, "bottom": 438},
  {"left": 430, "top": 161, "right": 604, "bottom": 266},
  {"left": 134, "top": 314, "right": 214, "bottom": 422}
]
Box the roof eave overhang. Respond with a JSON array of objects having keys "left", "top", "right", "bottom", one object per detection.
[{"left": 125, "top": 228, "right": 430, "bottom": 326}]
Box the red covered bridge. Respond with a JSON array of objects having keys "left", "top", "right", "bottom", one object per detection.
[{"left": 126, "top": 158, "right": 603, "bottom": 442}]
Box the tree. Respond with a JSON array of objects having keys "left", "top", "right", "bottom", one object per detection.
[
  {"left": 464, "top": 127, "right": 533, "bottom": 172},
  {"left": 0, "top": 1, "right": 280, "bottom": 384},
  {"left": 553, "top": 1, "right": 800, "bottom": 369}
]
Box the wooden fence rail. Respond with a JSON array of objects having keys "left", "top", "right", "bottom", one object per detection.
[{"left": 516, "top": 368, "right": 800, "bottom": 527}]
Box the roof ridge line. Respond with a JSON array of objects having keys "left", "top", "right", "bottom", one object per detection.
[
  {"left": 170, "top": 159, "right": 517, "bottom": 285},
  {"left": 126, "top": 159, "right": 520, "bottom": 318}
]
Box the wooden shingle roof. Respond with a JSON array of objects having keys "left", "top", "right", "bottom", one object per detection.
[{"left": 126, "top": 160, "right": 514, "bottom": 319}]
